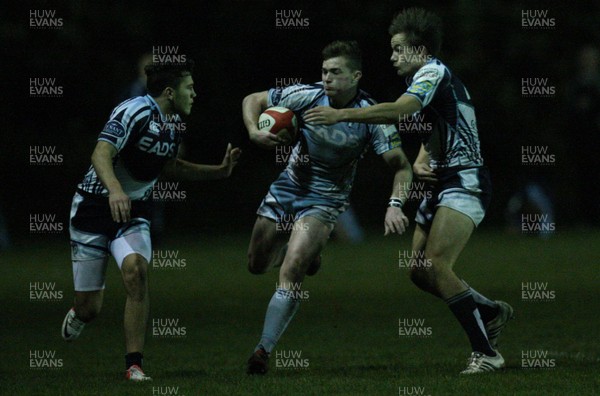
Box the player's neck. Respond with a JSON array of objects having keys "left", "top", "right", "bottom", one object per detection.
[
  {"left": 154, "top": 96, "right": 176, "bottom": 115},
  {"left": 328, "top": 88, "right": 358, "bottom": 109}
]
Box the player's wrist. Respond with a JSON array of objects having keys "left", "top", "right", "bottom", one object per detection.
[
  {"left": 217, "top": 163, "right": 230, "bottom": 178},
  {"left": 248, "top": 128, "right": 260, "bottom": 139},
  {"left": 388, "top": 197, "right": 404, "bottom": 209},
  {"left": 338, "top": 108, "right": 349, "bottom": 122},
  {"left": 107, "top": 181, "right": 126, "bottom": 196}
]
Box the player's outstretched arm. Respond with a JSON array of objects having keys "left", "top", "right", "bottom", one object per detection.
[
  {"left": 413, "top": 144, "right": 437, "bottom": 184},
  {"left": 91, "top": 141, "right": 131, "bottom": 223},
  {"left": 381, "top": 147, "right": 412, "bottom": 236},
  {"left": 162, "top": 143, "right": 241, "bottom": 181},
  {"left": 243, "top": 91, "right": 283, "bottom": 149},
  {"left": 304, "top": 94, "right": 422, "bottom": 125}
]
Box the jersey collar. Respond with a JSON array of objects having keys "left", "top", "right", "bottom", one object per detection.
[{"left": 145, "top": 94, "right": 165, "bottom": 118}]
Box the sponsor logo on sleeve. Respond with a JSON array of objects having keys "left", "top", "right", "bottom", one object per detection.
[
  {"left": 407, "top": 81, "right": 434, "bottom": 96},
  {"left": 381, "top": 124, "right": 398, "bottom": 137},
  {"left": 149, "top": 120, "right": 161, "bottom": 135},
  {"left": 101, "top": 120, "right": 126, "bottom": 138},
  {"left": 415, "top": 67, "right": 440, "bottom": 81}
]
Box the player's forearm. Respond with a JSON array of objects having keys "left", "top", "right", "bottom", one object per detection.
[
  {"left": 338, "top": 103, "right": 400, "bottom": 124},
  {"left": 164, "top": 158, "right": 228, "bottom": 181},
  {"left": 338, "top": 95, "right": 422, "bottom": 125},
  {"left": 242, "top": 93, "right": 266, "bottom": 139},
  {"left": 391, "top": 163, "right": 413, "bottom": 205},
  {"left": 415, "top": 144, "right": 430, "bottom": 165},
  {"left": 382, "top": 148, "right": 413, "bottom": 205},
  {"left": 91, "top": 145, "right": 124, "bottom": 194}
]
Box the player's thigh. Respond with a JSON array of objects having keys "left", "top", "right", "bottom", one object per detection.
[
  {"left": 120, "top": 253, "right": 149, "bottom": 275},
  {"left": 425, "top": 206, "right": 475, "bottom": 269},
  {"left": 248, "top": 215, "right": 288, "bottom": 258},
  {"left": 110, "top": 220, "right": 152, "bottom": 270},
  {"left": 412, "top": 223, "right": 428, "bottom": 252},
  {"left": 280, "top": 216, "right": 332, "bottom": 283},
  {"left": 70, "top": 233, "right": 110, "bottom": 292}
]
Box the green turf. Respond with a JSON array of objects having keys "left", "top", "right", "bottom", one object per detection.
[{"left": 1, "top": 229, "right": 599, "bottom": 395}]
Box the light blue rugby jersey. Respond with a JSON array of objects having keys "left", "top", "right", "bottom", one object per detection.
[
  {"left": 403, "top": 58, "right": 483, "bottom": 169},
  {"left": 268, "top": 82, "right": 401, "bottom": 200}
]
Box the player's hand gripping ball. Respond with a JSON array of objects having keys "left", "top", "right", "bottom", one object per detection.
[{"left": 258, "top": 107, "right": 297, "bottom": 145}]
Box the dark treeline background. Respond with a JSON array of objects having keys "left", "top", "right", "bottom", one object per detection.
[{"left": 2, "top": 0, "right": 599, "bottom": 241}]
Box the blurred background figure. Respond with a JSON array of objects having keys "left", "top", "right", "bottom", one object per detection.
[
  {"left": 567, "top": 45, "right": 600, "bottom": 225},
  {"left": 120, "top": 53, "right": 153, "bottom": 100},
  {"left": 505, "top": 179, "right": 555, "bottom": 239}
]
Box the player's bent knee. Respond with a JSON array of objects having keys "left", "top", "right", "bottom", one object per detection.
[
  {"left": 280, "top": 255, "right": 306, "bottom": 282},
  {"left": 121, "top": 254, "right": 148, "bottom": 285},
  {"left": 247, "top": 252, "right": 268, "bottom": 275},
  {"left": 248, "top": 262, "right": 267, "bottom": 275},
  {"left": 409, "top": 266, "right": 434, "bottom": 290},
  {"left": 422, "top": 248, "right": 456, "bottom": 273}
]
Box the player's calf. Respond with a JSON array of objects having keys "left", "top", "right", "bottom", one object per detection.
[
  {"left": 415, "top": 252, "right": 466, "bottom": 299},
  {"left": 279, "top": 258, "right": 308, "bottom": 285},
  {"left": 62, "top": 290, "right": 103, "bottom": 341},
  {"left": 408, "top": 264, "right": 439, "bottom": 297},
  {"left": 73, "top": 290, "right": 103, "bottom": 322}
]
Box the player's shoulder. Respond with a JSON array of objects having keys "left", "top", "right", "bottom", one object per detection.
[
  {"left": 413, "top": 58, "right": 450, "bottom": 82},
  {"left": 271, "top": 82, "right": 325, "bottom": 108},
  {"left": 112, "top": 95, "right": 154, "bottom": 117},
  {"left": 355, "top": 89, "right": 378, "bottom": 108},
  {"left": 106, "top": 96, "right": 156, "bottom": 136},
  {"left": 281, "top": 82, "right": 324, "bottom": 96}
]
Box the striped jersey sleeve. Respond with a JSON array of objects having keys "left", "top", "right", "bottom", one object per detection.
[
  {"left": 356, "top": 92, "right": 402, "bottom": 155},
  {"left": 404, "top": 62, "right": 447, "bottom": 108},
  {"left": 268, "top": 83, "right": 324, "bottom": 111},
  {"left": 369, "top": 123, "right": 402, "bottom": 155},
  {"left": 98, "top": 97, "right": 151, "bottom": 151}
]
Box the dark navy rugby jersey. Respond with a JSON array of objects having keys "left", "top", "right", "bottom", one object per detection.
[
  {"left": 78, "top": 95, "right": 182, "bottom": 200},
  {"left": 403, "top": 58, "right": 483, "bottom": 169}
]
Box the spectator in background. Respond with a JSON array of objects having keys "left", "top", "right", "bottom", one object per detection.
[
  {"left": 120, "top": 53, "right": 153, "bottom": 99},
  {"left": 504, "top": 179, "right": 555, "bottom": 239}
]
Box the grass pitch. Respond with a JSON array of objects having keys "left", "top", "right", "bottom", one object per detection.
[{"left": 1, "top": 229, "right": 599, "bottom": 395}]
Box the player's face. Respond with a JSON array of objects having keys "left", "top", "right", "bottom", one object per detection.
[
  {"left": 390, "top": 33, "right": 427, "bottom": 76},
  {"left": 172, "top": 75, "right": 196, "bottom": 115},
  {"left": 321, "top": 57, "right": 360, "bottom": 98}
]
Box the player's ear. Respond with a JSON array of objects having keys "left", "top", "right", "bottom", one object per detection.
[
  {"left": 163, "top": 87, "right": 174, "bottom": 100},
  {"left": 353, "top": 70, "right": 362, "bottom": 83}
]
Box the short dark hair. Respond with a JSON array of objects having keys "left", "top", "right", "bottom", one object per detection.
[
  {"left": 389, "top": 8, "right": 442, "bottom": 57},
  {"left": 144, "top": 60, "right": 195, "bottom": 97},
  {"left": 322, "top": 40, "right": 362, "bottom": 71}
]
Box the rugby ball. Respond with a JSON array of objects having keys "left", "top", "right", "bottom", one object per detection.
[{"left": 258, "top": 107, "right": 297, "bottom": 144}]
